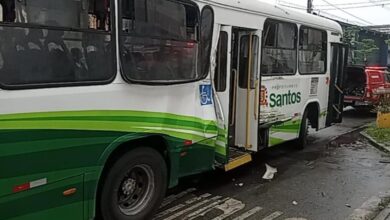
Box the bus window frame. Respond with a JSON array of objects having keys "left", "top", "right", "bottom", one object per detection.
[
  {"left": 238, "top": 34, "right": 259, "bottom": 89},
  {"left": 0, "top": 0, "right": 117, "bottom": 90},
  {"left": 199, "top": 5, "right": 215, "bottom": 80},
  {"left": 298, "top": 25, "right": 328, "bottom": 75},
  {"left": 118, "top": 0, "right": 214, "bottom": 86},
  {"left": 260, "top": 18, "right": 298, "bottom": 77},
  {"left": 214, "top": 31, "right": 228, "bottom": 92}
]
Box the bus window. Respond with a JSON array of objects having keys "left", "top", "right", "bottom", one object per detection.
[
  {"left": 215, "top": 31, "right": 228, "bottom": 92},
  {"left": 0, "top": 0, "right": 109, "bottom": 31},
  {"left": 261, "top": 20, "right": 297, "bottom": 76},
  {"left": 239, "top": 35, "right": 259, "bottom": 89},
  {"left": 200, "top": 6, "right": 214, "bottom": 78},
  {"left": 0, "top": 0, "right": 113, "bottom": 89},
  {"left": 120, "top": 0, "right": 203, "bottom": 83},
  {"left": 299, "top": 27, "right": 327, "bottom": 74},
  {"left": 0, "top": 3, "right": 3, "bottom": 22}
]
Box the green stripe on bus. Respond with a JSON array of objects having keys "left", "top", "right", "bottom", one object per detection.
[
  {"left": 272, "top": 123, "right": 301, "bottom": 131},
  {"left": 271, "top": 128, "right": 299, "bottom": 134},
  {"left": 216, "top": 134, "right": 227, "bottom": 142},
  {"left": 0, "top": 119, "right": 217, "bottom": 136},
  {"left": 0, "top": 142, "right": 108, "bottom": 179},
  {"left": 0, "top": 121, "right": 216, "bottom": 143},
  {"left": 0, "top": 137, "right": 116, "bottom": 157},
  {"left": 215, "top": 144, "right": 227, "bottom": 156},
  {"left": 0, "top": 110, "right": 217, "bottom": 127},
  {"left": 0, "top": 129, "right": 123, "bottom": 143},
  {"left": 0, "top": 116, "right": 217, "bottom": 134},
  {"left": 269, "top": 137, "right": 286, "bottom": 146}
]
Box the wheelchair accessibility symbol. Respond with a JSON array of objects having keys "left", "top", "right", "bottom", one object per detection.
[{"left": 200, "top": 85, "right": 213, "bottom": 106}]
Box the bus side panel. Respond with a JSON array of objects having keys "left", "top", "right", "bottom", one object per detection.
[
  {"left": 0, "top": 112, "right": 217, "bottom": 220},
  {"left": 318, "top": 74, "right": 331, "bottom": 130},
  {"left": 261, "top": 77, "right": 304, "bottom": 146},
  {"left": 0, "top": 80, "right": 219, "bottom": 219},
  {"left": 177, "top": 138, "right": 216, "bottom": 177},
  {"left": 261, "top": 75, "right": 329, "bottom": 147},
  {"left": 0, "top": 175, "right": 84, "bottom": 220}
]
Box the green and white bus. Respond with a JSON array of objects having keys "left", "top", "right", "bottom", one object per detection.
[{"left": 0, "top": 0, "right": 347, "bottom": 219}]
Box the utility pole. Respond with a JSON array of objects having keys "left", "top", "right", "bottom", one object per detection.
[{"left": 307, "top": 0, "right": 313, "bottom": 13}]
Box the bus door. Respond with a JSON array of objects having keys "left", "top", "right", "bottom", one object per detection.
[
  {"left": 213, "top": 26, "right": 232, "bottom": 162},
  {"left": 233, "top": 30, "right": 261, "bottom": 151},
  {"left": 326, "top": 43, "right": 348, "bottom": 126},
  {"left": 216, "top": 27, "right": 260, "bottom": 171}
]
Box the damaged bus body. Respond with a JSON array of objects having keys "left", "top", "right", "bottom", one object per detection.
[{"left": 0, "top": 0, "right": 347, "bottom": 219}]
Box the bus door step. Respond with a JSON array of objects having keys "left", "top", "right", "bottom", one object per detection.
[{"left": 224, "top": 148, "right": 252, "bottom": 172}]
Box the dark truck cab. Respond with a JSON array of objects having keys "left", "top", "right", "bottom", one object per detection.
[{"left": 344, "top": 65, "right": 390, "bottom": 108}]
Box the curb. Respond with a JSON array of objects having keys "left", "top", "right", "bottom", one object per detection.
[
  {"left": 360, "top": 131, "right": 390, "bottom": 154},
  {"left": 374, "top": 204, "right": 390, "bottom": 220},
  {"left": 346, "top": 191, "right": 390, "bottom": 220},
  {"left": 329, "top": 124, "right": 370, "bottom": 143}
]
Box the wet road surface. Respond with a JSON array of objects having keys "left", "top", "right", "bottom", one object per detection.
[{"left": 157, "top": 109, "right": 390, "bottom": 220}]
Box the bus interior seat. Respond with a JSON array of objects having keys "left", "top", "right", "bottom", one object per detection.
[{"left": 45, "top": 29, "right": 74, "bottom": 83}]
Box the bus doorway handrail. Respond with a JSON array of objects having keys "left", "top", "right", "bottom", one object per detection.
[
  {"left": 246, "top": 33, "right": 253, "bottom": 149},
  {"left": 230, "top": 69, "right": 238, "bottom": 127},
  {"left": 254, "top": 79, "right": 259, "bottom": 121}
]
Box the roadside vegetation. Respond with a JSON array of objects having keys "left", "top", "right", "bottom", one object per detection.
[
  {"left": 367, "top": 96, "right": 390, "bottom": 146},
  {"left": 366, "top": 126, "right": 390, "bottom": 145}
]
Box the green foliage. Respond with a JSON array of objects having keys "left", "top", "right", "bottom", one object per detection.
[
  {"left": 343, "top": 26, "right": 379, "bottom": 65},
  {"left": 376, "top": 96, "right": 390, "bottom": 114},
  {"left": 354, "top": 39, "right": 379, "bottom": 64},
  {"left": 343, "top": 26, "right": 360, "bottom": 45},
  {"left": 366, "top": 126, "right": 390, "bottom": 144}
]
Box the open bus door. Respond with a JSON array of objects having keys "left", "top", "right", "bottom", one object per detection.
[
  {"left": 214, "top": 26, "right": 261, "bottom": 171},
  {"left": 326, "top": 43, "right": 348, "bottom": 126},
  {"left": 213, "top": 26, "right": 232, "bottom": 164},
  {"left": 234, "top": 30, "right": 261, "bottom": 152}
]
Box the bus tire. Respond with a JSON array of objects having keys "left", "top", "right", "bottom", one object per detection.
[
  {"left": 100, "top": 147, "right": 167, "bottom": 220},
  {"left": 295, "top": 109, "right": 309, "bottom": 150}
]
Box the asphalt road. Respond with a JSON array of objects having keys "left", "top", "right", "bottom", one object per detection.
[{"left": 156, "top": 108, "right": 390, "bottom": 220}]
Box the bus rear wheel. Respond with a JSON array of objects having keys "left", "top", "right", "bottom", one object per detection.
[
  {"left": 295, "top": 110, "right": 309, "bottom": 150},
  {"left": 100, "top": 148, "right": 167, "bottom": 220}
]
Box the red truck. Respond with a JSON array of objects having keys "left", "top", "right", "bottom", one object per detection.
[{"left": 344, "top": 65, "right": 390, "bottom": 109}]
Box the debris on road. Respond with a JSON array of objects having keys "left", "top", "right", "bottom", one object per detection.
[
  {"left": 305, "top": 161, "right": 315, "bottom": 169},
  {"left": 262, "top": 164, "right": 278, "bottom": 180},
  {"left": 235, "top": 183, "right": 244, "bottom": 187},
  {"left": 346, "top": 192, "right": 390, "bottom": 220},
  {"left": 340, "top": 141, "right": 367, "bottom": 149}
]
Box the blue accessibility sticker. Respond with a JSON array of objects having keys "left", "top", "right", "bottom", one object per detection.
[{"left": 200, "top": 84, "right": 213, "bottom": 106}]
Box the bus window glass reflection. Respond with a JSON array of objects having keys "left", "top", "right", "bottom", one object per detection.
[
  {"left": 299, "top": 27, "right": 327, "bottom": 74},
  {"left": 0, "top": 0, "right": 113, "bottom": 88},
  {"left": 120, "top": 0, "right": 210, "bottom": 83},
  {"left": 261, "top": 20, "right": 297, "bottom": 76}
]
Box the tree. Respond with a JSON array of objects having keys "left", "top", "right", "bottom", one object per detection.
[
  {"left": 386, "top": 39, "right": 390, "bottom": 46},
  {"left": 343, "top": 26, "right": 379, "bottom": 65},
  {"left": 354, "top": 39, "right": 379, "bottom": 64}
]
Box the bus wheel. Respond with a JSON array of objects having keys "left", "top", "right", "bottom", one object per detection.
[
  {"left": 295, "top": 110, "right": 309, "bottom": 150},
  {"left": 100, "top": 147, "right": 167, "bottom": 220}
]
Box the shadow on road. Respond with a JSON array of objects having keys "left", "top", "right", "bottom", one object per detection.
[
  {"left": 168, "top": 107, "right": 377, "bottom": 197},
  {"left": 343, "top": 107, "right": 377, "bottom": 119}
]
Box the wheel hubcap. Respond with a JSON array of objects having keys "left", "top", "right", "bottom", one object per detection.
[
  {"left": 121, "top": 178, "right": 137, "bottom": 196},
  {"left": 117, "top": 164, "right": 155, "bottom": 216}
]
